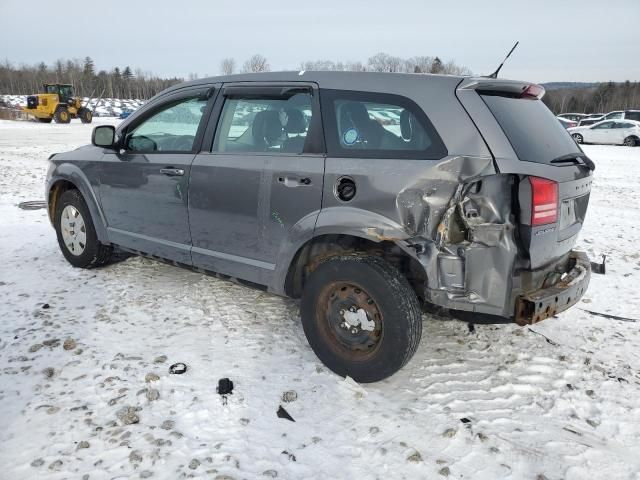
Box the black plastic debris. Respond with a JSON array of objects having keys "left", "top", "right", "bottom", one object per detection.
[
  {"left": 460, "top": 417, "right": 471, "bottom": 424},
  {"left": 277, "top": 405, "right": 295, "bottom": 422},
  {"left": 42, "top": 303, "right": 50, "bottom": 309},
  {"left": 217, "top": 378, "right": 234, "bottom": 395},
  {"left": 590, "top": 254, "right": 606, "bottom": 275},
  {"left": 168, "top": 363, "right": 187, "bottom": 374}
]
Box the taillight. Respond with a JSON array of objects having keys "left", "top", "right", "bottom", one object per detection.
[{"left": 530, "top": 177, "right": 558, "bottom": 226}]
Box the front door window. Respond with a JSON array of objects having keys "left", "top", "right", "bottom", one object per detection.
[{"left": 126, "top": 97, "right": 208, "bottom": 152}]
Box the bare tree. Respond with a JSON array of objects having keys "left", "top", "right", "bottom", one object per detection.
[
  {"left": 220, "top": 58, "right": 236, "bottom": 75},
  {"left": 405, "top": 56, "right": 434, "bottom": 74},
  {"left": 367, "top": 52, "right": 403, "bottom": 72},
  {"left": 241, "top": 54, "right": 270, "bottom": 73}
]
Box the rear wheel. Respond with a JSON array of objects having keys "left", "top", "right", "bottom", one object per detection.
[
  {"left": 78, "top": 108, "right": 93, "bottom": 124},
  {"left": 623, "top": 136, "right": 637, "bottom": 147},
  {"left": 301, "top": 255, "right": 422, "bottom": 383},
  {"left": 54, "top": 107, "right": 71, "bottom": 124},
  {"left": 54, "top": 189, "right": 112, "bottom": 268},
  {"left": 572, "top": 133, "right": 583, "bottom": 144},
  {"left": 37, "top": 117, "right": 53, "bottom": 123}
]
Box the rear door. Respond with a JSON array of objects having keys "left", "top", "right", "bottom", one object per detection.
[
  {"left": 457, "top": 82, "right": 593, "bottom": 269},
  {"left": 188, "top": 83, "right": 325, "bottom": 286}
]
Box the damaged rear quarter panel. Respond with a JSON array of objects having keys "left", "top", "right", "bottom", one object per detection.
[{"left": 320, "top": 153, "right": 522, "bottom": 317}]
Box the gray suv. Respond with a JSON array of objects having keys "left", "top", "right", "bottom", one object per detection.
[{"left": 46, "top": 72, "right": 594, "bottom": 382}]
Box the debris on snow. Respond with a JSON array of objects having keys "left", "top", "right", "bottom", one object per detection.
[
  {"left": 277, "top": 405, "right": 295, "bottom": 422},
  {"left": 168, "top": 362, "right": 187, "bottom": 374}
]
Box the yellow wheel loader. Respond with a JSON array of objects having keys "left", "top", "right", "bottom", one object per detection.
[{"left": 24, "top": 84, "right": 92, "bottom": 124}]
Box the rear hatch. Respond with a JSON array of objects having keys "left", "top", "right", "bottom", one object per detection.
[{"left": 457, "top": 79, "right": 593, "bottom": 269}]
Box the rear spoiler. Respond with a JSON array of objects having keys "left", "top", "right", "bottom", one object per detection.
[{"left": 457, "top": 78, "right": 545, "bottom": 99}]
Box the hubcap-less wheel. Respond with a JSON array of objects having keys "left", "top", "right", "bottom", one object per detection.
[
  {"left": 60, "top": 205, "right": 87, "bottom": 255},
  {"left": 624, "top": 137, "right": 636, "bottom": 147},
  {"left": 572, "top": 133, "right": 583, "bottom": 144},
  {"left": 316, "top": 281, "right": 383, "bottom": 360}
]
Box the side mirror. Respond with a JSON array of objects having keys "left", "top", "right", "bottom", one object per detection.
[{"left": 92, "top": 125, "right": 116, "bottom": 148}]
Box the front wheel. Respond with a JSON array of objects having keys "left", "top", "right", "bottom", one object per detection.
[
  {"left": 623, "top": 136, "right": 637, "bottom": 147},
  {"left": 54, "top": 107, "right": 71, "bottom": 124},
  {"left": 301, "top": 255, "right": 422, "bottom": 383},
  {"left": 54, "top": 189, "right": 112, "bottom": 268},
  {"left": 572, "top": 133, "right": 583, "bottom": 144}
]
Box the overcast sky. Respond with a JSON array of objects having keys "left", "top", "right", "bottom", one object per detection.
[{"left": 2, "top": 0, "right": 638, "bottom": 83}]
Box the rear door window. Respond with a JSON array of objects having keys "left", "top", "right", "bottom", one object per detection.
[
  {"left": 213, "top": 90, "right": 315, "bottom": 154},
  {"left": 321, "top": 89, "right": 447, "bottom": 159},
  {"left": 481, "top": 94, "right": 582, "bottom": 164}
]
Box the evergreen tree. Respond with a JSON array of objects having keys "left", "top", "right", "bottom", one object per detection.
[
  {"left": 83, "top": 57, "right": 95, "bottom": 77},
  {"left": 430, "top": 57, "right": 443, "bottom": 74}
]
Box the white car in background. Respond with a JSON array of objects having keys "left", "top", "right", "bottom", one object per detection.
[{"left": 568, "top": 119, "right": 640, "bottom": 147}]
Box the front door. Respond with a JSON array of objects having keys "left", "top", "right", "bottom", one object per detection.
[
  {"left": 99, "top": 88, "right": 212, "bottom": 264},
  {"left": 188, "top": 84, "right": 325, "bottom": 285},
  {"left": 588, "top": 121, "right": 615, "bottom": 144}
]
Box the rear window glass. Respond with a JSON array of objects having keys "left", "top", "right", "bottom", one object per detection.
[
  {"left": 321, "top": 89, "right": 447, "bottom": 160},
  {"left": 481, "top": 94, "right": 582, "bottom": 164},
  {"left": 625, "top": 111, "right": 640, "bottom": 122}
]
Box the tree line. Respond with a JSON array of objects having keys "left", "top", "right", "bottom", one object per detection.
[
  {"left": 0, "top": 52, "right": 472, "bottom": 102},
  {"left": 220, "top": 53, "right": 472, "bottom": 76},
  {"left": 543, "top": 81, "right": 640, "bottom": 114},
  {"left": 0, "top": 57, "right": 181, "bottom": 100}
]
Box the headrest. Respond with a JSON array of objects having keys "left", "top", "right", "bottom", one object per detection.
[
  {"left": 252, "top": 110, "right": 282, "bottom": 146},
  {"left": 284, "top": 108, "right": 306, "bottom": 134},
  {"left": 341, "top": 102, "right": 371, "bottom": 129}
]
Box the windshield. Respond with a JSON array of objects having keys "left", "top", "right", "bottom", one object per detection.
[{"left": 481, "top": 94, "right": 582, "bottom": 165}]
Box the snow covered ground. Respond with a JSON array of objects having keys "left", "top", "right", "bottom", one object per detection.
[{"left": 0, "top": 120, "right": 639, "bottom": 480}]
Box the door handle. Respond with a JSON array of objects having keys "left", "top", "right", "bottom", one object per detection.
[
  {"left": 160, "top": 167, "right": 185, "bottom": 176},
  {"left": 277, "top": 175, "right": 312, "bottom": 187}
]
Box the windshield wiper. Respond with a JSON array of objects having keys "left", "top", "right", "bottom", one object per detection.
[{"left": 550, "top": 153, "right": 595, "bottom": 171}]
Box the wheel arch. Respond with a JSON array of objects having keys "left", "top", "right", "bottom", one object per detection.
[
  {"left": 282, "top": 233, "right": 427, "bottom": 305},
  {"left": 47, "top": 168, "right": 108, "bottom": 243}
]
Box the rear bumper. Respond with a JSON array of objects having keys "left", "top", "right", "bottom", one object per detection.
[{"left": 514, "top": 251, "right": 590, "bottom": 325}]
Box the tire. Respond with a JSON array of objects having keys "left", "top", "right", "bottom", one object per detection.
[
  {"left": 78, "top": 108, "right": 93, "bottom": 124},
  {"left": 301, "top": 255, "right": 422, "bottom": 383},
  {"left": 572, "top": 133, "right": 583, "bottom": 144},
  {"left": 623, "top": 136, "right": 637, "bottom": 147},
  {"left": 37, "top": 117, "right": 53, "bottom": 123},
  {"left": 54, "top": 189, "right": 112, "bottom": 268},
  {"left": 54, "top": 107, "right": 71, "bottom": 124}
]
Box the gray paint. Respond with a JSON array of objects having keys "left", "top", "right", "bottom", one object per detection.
[{"left": 46, "top": 71, "right": 592, "bottom": 320}]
